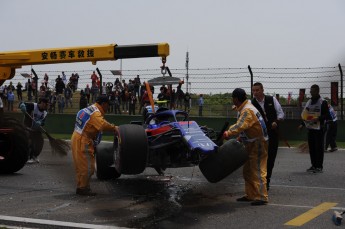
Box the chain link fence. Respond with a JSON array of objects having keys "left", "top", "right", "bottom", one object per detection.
[{"left": 3, "top": 64, "right": 344, "bottom": 119}]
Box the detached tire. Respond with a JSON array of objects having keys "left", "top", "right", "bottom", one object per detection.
[
  {"left": 0, "top": 116, "right": 29, "bottom": 174},
  {"left": 199, "top": 139, "right": 248, "bottom": 183},
  {"left": 95, "top": 141, "right": 121, "bottom": 180},
  {"left": 115, "top": 124, "right": 148, "bottom": 175}
]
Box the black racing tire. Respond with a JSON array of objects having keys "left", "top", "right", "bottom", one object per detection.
[
  {"left": 95, "top": 141, "right": 121, "bottom": 180},
  {"left": 114, "top": 124, "right": 148, "bottom": 175},
  {"left": 28, "top": 130, "right": 44, "bottom": 157},
  {"left": 199, "top": 139, "right": 248, "bottom": 183},
  {"left": 0, "top": 116, "right": 29, "bottom": 174}
]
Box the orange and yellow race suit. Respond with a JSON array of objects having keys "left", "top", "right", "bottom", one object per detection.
[
  {"left": 71, "top": 103, "right": 116, "bottom": 190},
  {"left": 225, "top": 100, "right": 269, "bottom": 202}
]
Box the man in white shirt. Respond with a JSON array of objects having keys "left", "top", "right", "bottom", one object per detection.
[{"left": 252, "top": 82, "right": 285, "bottom": 191}]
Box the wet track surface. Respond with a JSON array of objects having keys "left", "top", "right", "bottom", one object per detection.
[{"left": 0, "top": 141, "right": 345, "bottom": 228}]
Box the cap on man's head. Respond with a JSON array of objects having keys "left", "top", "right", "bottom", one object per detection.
[
  {"left": 232, "top": 88, "right": 247, "bottom": 102},
  {"left": 96, "top": 95, "right": 110, "bottom": 104}
]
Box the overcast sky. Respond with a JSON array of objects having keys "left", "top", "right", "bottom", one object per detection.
[{"left": 1, "top": 0, "right": 345, "bottom": 73}]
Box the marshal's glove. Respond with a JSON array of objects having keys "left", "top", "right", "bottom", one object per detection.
[
  {"left": 19, "top": 103, "right": 26, "bottom": 113},
  {"left": 223, "top": 131, "right": 230, "bottom": 140},
  {"left": 114, "top": 126, "right": 119, "bottom": 136}
]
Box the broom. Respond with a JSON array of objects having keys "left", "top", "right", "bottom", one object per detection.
[
  {"left": 297, "top": 142, "right": 309, "bottom": 153},
  {"left": 298, "top": 110, "right": 312, "bottom": 154},
  {"left": 26, "top": 112, "right": 70, "bottom": 156}
]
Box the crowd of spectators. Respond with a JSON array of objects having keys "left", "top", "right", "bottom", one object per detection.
[
  {"left": 82, "top": 73, "right": 191, "bottom": 116},
  {"left": 0, "top": 81, "right": 22, "bottom": 111},
  {"left": 0, "top": 71, "right": 193, "bottom": 115}
]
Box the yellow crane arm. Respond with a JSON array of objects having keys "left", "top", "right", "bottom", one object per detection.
[{"left": 0, "top": 43, "right": 169, "bottom": 84}]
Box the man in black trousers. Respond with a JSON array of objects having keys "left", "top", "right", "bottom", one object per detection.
[
  {"left": 252, "top": 82, "right": 285, "bottom": 190},
  {"left": 299, "top": 84, "right": 332, "bottom": 173}
]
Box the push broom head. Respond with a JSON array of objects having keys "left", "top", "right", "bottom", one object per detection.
[
  {"left": 24, "top": 111, "right": 70, "bottom": 156},
  {"left": 46, "top": 133, "right": 70, "bottom": 156},
  {"left": 297, "top": 142, "right": 309, "bottom": 154}
]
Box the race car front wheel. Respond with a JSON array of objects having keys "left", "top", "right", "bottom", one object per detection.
[{"left": 114, "top": 124, "right": 148, "bottom": 175}]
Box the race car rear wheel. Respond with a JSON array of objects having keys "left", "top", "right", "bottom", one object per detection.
[
  {"left": 0, "top": 116, "right": 29, "bottom": 174},
  {"left": 95, "top": 141, "right": 121, "bottom": 180},
  {"left": 115, "top": 124, "right": 148, "bottom": 174},
  {"left": 199, "top": 139, "right": 248, "bottom": 183},
  {"left": 29, "top": 130, "right": 44, "bottom": 158}
]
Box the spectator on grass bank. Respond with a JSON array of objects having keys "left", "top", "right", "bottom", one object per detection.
[
  {"left": 114, "top": 91, "right": 122, "bottom": 115},
  {"left": 79, "top": 90, "right": 88, "bottom": 109},
  {"left": 198, "top": 94, "right": 204, "bottom": 116},
  {"left": 7, "top": 89, "right": 14, "bottom": 111},
  {"left": 106, "top": 82, "right": 113, "bottom": 95},
  {"left": 91, "top": 71, "right": 98, "bottom": 85},
  {"left": 134, "top": 75, "right": 141, "bottom": 99},
  {"left": 184, "top": 92, "right": 191, "bottom": 111},
  {"left": 55, "top": 76, "right": 65, "bottom": 95},
  {"left": 64, "top": 86, "right": 73, "bottom": 108},
  {"left": 128, "top": 92, "right": 137, "bottom": 115},
  {"left": 49, "top": 92, "right": 57, "bottom": 114},
  {"left": 91, "top": 82, "right": 99, "bottom": 103},
  {"left": 84, "top": 84, "right": 91, "bottom": 105},
  {"left": 44, "top": 73, "right": 49, "bottom": 88},
  {"left": 57, "top": 94, "right": 65, "bottom": 113},
  {"left": 62, "top": 71, "right": 67, "bottom": 85},
  {"left": 16, "top": 82, "right": 23, "bottom": 101}
]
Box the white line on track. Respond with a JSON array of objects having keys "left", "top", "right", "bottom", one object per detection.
[{"left": 0, "top": 215, "right": 128, "bottom": 229}]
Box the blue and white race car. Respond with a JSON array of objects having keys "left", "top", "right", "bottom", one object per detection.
[{"left": 95, "top": 107, "right": 248, "bottom": 183}]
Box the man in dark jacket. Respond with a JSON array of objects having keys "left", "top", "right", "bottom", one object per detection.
[
  {"left": 55, "top": 76, "right": 65, "bottom": 95},
  {"left": 252, "top": 82, "right": 285, "bottom": 190}
]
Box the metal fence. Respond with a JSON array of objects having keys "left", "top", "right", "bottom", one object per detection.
[{"left": 3, "top": 64, "right": 344, "bottom": 119}]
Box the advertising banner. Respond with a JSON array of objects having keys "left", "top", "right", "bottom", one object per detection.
[{"left": 331, "top": 82, "right": 338, "bottom": 106}]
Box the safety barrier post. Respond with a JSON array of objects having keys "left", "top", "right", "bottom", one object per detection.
[
  {"left": 96, "top": 68, "right": 102, "bottom": 95},
  {"left": 248, "top": 65, "right": 253, "bottom": 98},
  {"left": 338, "top": 63, "right": 343, "bottom": 120},
  {"left": 31, "top": 68, "right": 39, "bottom": 103}
]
